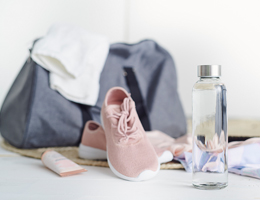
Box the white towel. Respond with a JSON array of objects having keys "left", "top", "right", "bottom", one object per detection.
[{"left": 31, "top": 23, "right": 109, "bottom": 106}]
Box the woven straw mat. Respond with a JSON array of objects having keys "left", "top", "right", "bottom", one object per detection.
[{"left": 0, "top": 139, "right": 184, "bottom": 170}]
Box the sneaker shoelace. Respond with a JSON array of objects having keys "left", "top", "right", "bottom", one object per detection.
[{"left": 107, "top": 97, "right": 139, "bottom": 143}]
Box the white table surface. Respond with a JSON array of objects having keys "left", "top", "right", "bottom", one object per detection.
[{"left": 0, "top": 145, "right": 259, "bottom": 200}]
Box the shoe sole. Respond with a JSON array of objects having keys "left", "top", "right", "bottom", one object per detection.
[
  {"left": 158, "top": 150, "right": 173, "bottom": 163},
  {"left": 78, "top": 144, "right": 107, "bottom": 160}
]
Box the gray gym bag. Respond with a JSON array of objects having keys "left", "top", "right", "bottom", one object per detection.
[{"left": 0, "top": 39, "right": 186, "bottom": 148}]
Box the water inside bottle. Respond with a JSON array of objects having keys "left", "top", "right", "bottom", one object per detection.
[{"left": 192, "top": 87, "right": 228, "bottom": 189}]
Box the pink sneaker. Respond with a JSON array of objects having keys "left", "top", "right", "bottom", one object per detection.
[
  {"left": 79, "top": 120, "right": 173, "bottom": 163},
  {"left": 101, "top": 87, "right": 160, "bottom": 181},
  {"left": 79, "top": 121, "right": 107, "bottom": 160}
]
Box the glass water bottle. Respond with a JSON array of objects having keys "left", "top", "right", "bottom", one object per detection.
[{"left": 192, "top": 65, "right": 228, "bottom": 189}]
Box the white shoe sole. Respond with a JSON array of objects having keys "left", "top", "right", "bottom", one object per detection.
[
  {"left": 78, "top": 144, "right": 107, "bottom": 160},
  {"left": 107, "top": 153, "right": 160, "bottom": 182},
  {"left": 158, "top": 150, "right": 173, "bottom": 164}
]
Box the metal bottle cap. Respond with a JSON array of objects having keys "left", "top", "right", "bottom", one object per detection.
[{"left": 197, "top": 65, "right": 221, "bottom": 77}]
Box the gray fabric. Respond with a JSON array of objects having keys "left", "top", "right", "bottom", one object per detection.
[
  {"left": 0, "top": 59, "right": 87, "bottom": 148},
  {"left": 91, "top": 40, "right": 186, "bottom": 138},
  {"left": 0, "top": 58, "right": 34, "bottom": 147}
]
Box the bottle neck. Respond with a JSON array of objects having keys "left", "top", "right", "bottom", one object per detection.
[{"left": 199, "top": 77, "right": 220, "bottom": 81}]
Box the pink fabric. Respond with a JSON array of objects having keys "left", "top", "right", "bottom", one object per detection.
[
  {"left": 146, "top": 130, "right": 192, "bottom": 157},
  {"left": 101, "top": 87, "right": 158, "bottom": 178},
  {"left": 147, "top": 131, "right": 260, "bottom": 159},
  {"left": 81, "top": 121, "right": 106, "bottom": 151}
]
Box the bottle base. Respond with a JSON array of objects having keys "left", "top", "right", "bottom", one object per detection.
[{"left": 192, "top": 182, "right": 228, "bottom": 190}]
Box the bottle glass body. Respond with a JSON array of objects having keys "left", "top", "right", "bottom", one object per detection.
[{"left": 192, "top": 77, "right": 228, "bottom": 189}]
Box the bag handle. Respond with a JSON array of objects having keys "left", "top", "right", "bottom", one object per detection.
[
  {"left": 123, "top": 67, "right": 151, "bottom": 131},
  {"left": 28, "top": 38, "right": 41, "bottom": 62}
]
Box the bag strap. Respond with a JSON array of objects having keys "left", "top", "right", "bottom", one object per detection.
[{"left": 123, "top": 67, "right": 151, "bottom": 131}]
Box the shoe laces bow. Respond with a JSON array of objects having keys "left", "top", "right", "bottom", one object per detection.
[{"left": 107, "top": 96, "right": 139, "bottom": 143}]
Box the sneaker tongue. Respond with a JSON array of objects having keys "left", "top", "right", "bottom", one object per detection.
[
  {"left": 121, "top": 97, "right": 135, "bottom": 124},
  {"left": 107, "top": 105, "right": 121, "bottom": 125}
]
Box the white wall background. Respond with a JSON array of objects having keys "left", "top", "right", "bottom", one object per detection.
[{"left": 0, "top": 0, "right": 260, "bottom": 119}]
